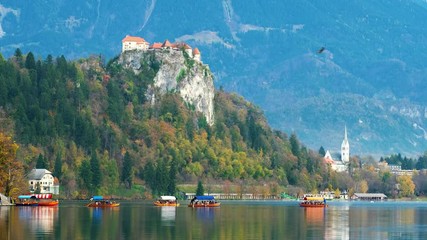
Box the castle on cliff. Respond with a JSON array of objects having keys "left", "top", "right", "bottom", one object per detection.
[{"left": 121, "top": 35, "right": 201, "bottom": 62}]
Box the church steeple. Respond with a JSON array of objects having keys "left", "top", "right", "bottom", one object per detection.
[{"left": 341, "top": 126, "right": 350, "bottom": 163}]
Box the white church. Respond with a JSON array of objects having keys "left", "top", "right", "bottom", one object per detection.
[{"left": 324, "top": 127, "right": 350, "bottom": 172}]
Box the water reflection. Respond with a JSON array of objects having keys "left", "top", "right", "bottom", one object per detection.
[
  {"left": 304, "top": 207, "right": 325, "bottom": 224},
  {"left": 194, "top": 207, "right": 217, "bottom": 222},
  {"left": 324, "top": 205, "right": 349, "bottom": 240},
  {"left": 17, "top": 206, "right": 58, "bottom": 235},
  {"left": 160, "top": 206, "right": 176, "bottom": 226},
  {"left": 0, "top": 206, "right": 10, "bottom": 221},
  {"left": 2, "top": 201, "right": 427, "bottom": 239}
]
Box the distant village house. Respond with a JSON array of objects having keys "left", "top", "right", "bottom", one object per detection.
[{"left": 27, "top": 169, "right": 59, "bottom": 195}]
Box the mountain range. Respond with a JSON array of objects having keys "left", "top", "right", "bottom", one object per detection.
[{"left": 2, "top": 0, "right": 427, "bottom": 157}]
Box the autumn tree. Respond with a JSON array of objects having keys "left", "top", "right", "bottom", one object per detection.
[
  {"left": 0, "top": 133, "right": 26, "bottom": 197},
  {"left": 398, "top": 175, "right": 415, "bottom": 197}
]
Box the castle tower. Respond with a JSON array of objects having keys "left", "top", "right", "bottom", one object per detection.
[{"left": 341, "top": 126, "right": 350, "bottom": 163}]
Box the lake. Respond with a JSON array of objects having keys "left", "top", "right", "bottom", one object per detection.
[{"left": 1, "top": 200, "right": 427, "bottom": 239}]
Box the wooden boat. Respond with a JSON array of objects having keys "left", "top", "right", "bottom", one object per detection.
[
  {"left": 188, "top": 196, "right": 220, "bottom": 208},
  {"left": 86, "top": 196, "right": 120, "bottom": 208},
  {"left": 15, "top": 195, "right": 38, "bottom": 206},
  {"left": 299, "top": 197, "right": 327, "bottom": 208},
  {"left": 154, "top": 196, "right": 180, "bottom": 206},
  {"left": 31, "top": 194, "right": 59, "bottom": 206},
  {"left": 38, "top": 199, "right": 59, "bottom": 206}
]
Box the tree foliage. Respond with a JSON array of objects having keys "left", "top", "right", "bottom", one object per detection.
[
  {"left": 0, "top": 132, "right": 26, "bottom": 197},
  {"left": 196, "top": 180, "right": 204, "bottom": 196},
  {"left": 2, "top": 50, "right": 422, "bottom": 198}
]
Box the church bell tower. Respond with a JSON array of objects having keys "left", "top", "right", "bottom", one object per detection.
[{"left": 341, "top": 126, "right": 350, "bottom": 163}]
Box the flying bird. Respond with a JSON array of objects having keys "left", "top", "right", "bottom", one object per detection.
[{"left": 317, "top": 47, "right": 325, "bottom": 54}]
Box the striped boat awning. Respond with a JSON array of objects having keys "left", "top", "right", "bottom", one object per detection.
[{"left": 31, "top": 194, "right": 52, "bottom": 199}]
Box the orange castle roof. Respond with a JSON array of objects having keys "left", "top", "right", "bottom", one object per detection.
[
  {"left": 162, "top": 40, "right": 172, "bottom": 48},
  {"left": 122, "top": 35, "right": 148, "bottom": 43},
  {"left": 150, "top": 42, "right": 163, "bottom": 49},
  {"left": 193, "top": 48, "right": 200, "bottom": 55}
]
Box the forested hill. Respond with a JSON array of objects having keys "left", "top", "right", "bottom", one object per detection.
[{"left": 0, "top": 49, "right": 329, "bottom": 198}]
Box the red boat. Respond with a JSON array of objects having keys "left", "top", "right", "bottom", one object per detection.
[
  {"left": 31, "top": 194, "right": 59, "bottom": 206},
  {"left": 38, "top": 199, "right": 59, "bottom": 206}
]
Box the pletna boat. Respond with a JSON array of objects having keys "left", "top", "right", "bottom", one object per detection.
[
  {"left": 86, "top": 196, "right": 120, "bottom": 208},
  {"left": 31, "top": 194, "right": 59, "bottom": 206},
  {"left": 299, "top": 197, "right": 327, "bottom": 208},
  {"left": 188, "top": 196, "right": 220, "bottom": 208},
  {"left": 154, "top": 196, "right": 180, "bottom": 206},
  {"left": 15, "top": 195, "right": 38, "bottom": 206}
]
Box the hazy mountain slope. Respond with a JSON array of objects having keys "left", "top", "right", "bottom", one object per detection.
[{"left": 2, "top": 0, "right": 427, "bottom": 156}]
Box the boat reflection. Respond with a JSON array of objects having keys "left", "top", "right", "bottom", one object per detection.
[
  {"left": 195, "top": 207, "right": 217, "bottom": 222},
  {"left": 18, "top": 206, "right": 58, "bottom": 234},
  {"left": 304, "top": 207, "right": 325, "bottom": 224},
  {"left": 0, "top": 206, "right": 10, "bottom": 221},
  {"left": 160, "top": 206, "right": 176, "bottom": 226}
]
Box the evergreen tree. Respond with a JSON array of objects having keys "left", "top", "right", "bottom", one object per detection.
[
  {"left": 318, "top": 146, "right": 326, "bottom": 156},
  {"left": 54, "top": 153, "right": 63, "bottom": 179},
  {"left": 90, "top": 152, "right": 102, "bottom": 190},
  {"left": 122, "top": 152, "right": 133, "bottom": 189},
  {"left": 290, "top": 133, "right": 300, "bottom": 158},
  {"left": 167, "top": 160, "right": 177, "bottom": 195},
  {"left": 143, "top": 161, "right": 156, "bottom": 192},
  {"left": 14, "top": 48, "right": 23, "bottom": 67},
  {"left": 196, "top": 180, "right": 204, "bottom": 196},
  {"left": 155, "top": 159, "right": 169, "bottom": 195},
  {"left": 79, "top": 159, "right": 92, "bottom": 193},
  {"left": 25, "top": 52, "right": 36, "bottom": 69},
  {"left": 36, "top": 154, "right": 47, "bottom": 169}
]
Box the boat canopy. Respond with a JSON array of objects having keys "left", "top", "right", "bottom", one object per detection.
[
  {"left": 195, "top": 196, "right": 215, "bottom": 201},
  {"left": 18, "top": 195, "right": 36, "bottom": 199},
  {"left": 160, "top": 196, "right": 176, "bottom": 201},
  {"left": 305, "top": 197, "right": 325, "bottom": 201},
  {"left": 92, "top": 196, "right": 104, "bottom": 201},
  {"left": 31, "top": 194, "right": 52, "bottom": 199}
]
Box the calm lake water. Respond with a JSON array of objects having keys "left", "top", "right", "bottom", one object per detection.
[{"left": 1, "top": 200, "right": 427, "bottom": 239}]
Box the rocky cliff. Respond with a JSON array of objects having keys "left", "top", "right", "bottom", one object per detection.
[{"left": 119, "top": 49, "right": 215, "bottom": 125}]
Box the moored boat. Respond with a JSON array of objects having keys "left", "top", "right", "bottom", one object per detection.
[
  {"left": 31, "top": 194, "right": 59, "bottom": 206},
  {"left": 15, "top": 195, "right": 38, "bottom": 206},
  {"left": 154, "top": 196, "right": 180, "bottom": 206},
  {"left": 86, "top": 196, "right": 120, "bottom": 208},
  {"left": 38, "top": 199, "right": 59, "bottom": 206},
  {"left": 299, "top": 197, "right": 327, "bottom": 208},
  {"left": 188, "top": 196, "right": 220, "bottom": 208}
]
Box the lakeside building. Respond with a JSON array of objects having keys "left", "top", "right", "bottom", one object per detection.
[
  {"left": 27, "top": 169, "right": 59, "bottom": 195},
  {"left": 351, "top": 193, "right": 387, "bottom": 201}
]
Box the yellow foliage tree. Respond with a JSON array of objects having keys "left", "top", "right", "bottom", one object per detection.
[
  {"left": 0, "top": 132, "right": 26, "bottom": 197},
  {"left": 359, "top": 180, "right": 369, "bottom": 193},
  {"left": 398, "top": 175, "right": 415, "bottom": 197},
  {"left": 334, "top": 188, "right": 341, "bottom": 199}
]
